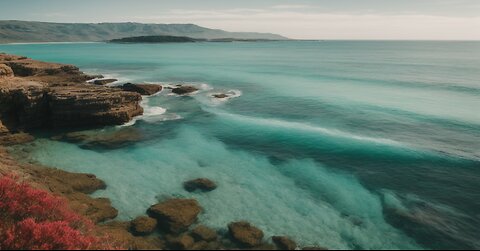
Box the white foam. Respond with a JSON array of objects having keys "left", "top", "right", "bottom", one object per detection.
[
  {"left": 120, "top": 96, "right": 180, "bottom": 127},
  {"left": 209, "top": 109, "right": 404, "bottom": 147}
]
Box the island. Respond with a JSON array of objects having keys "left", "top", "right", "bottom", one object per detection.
[{"left": 109, "top": 35, "right": 281, "bottom": 43}]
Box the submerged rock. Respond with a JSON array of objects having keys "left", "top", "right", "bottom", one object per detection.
[
  {"left": 147, "top": 198, "right": 202, "bottom": 233},
  {"left": 166, "top": 234, "right": 195, "bottom": 250},
  {"left": 190, "top": 225, "right": 218, "bottom": 242},
  {"left": 131, "top": 216, "right": 158, "bottom": 236},
  {"left": 55, "top": 127, "right": 144, "bottom": 149},
  {"left": 272, "top": 236, "right": 297, "bottom": 250},
  {"left": 171, "top": 85, "right": 198, "bottom": 95},
  {"left": 228, "top": 221, "right": 264, "bottom": 247},
  {"left": 118, "top": 83, "right": 163, "bottom": 96},
  {"left": 184, "top": 178, "right": 217, "bottom": 192}
]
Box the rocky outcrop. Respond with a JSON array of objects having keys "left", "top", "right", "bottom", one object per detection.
[
  {"left": 228, "top": 221, "right": 264, "bottom": 248},
  {"left": 171, "top": 85, "right": 198, "bottom": 95},
  {"left": 0, "top": 54, "right": 143, "bottom": 132},
  {"left": 272, "top": 236, "right": 297, "bottom": 250},
  {"left": 118, "top": 83, "right": 163, "bottom": 96},
  {"left": 47, "top": 85, "right": 142, "bottom": 128},
  {"left": 0, "top": 80, "right": 50, "bottom": 130},
  {"left": 147, "top": 198, "right": 202, "bottom": 233},
  {"left": 0, "top": 147, "right": 117, "bottom": 223},
  {"left": 0, "top": 54, "right": 96, "bottom": 84},
  {"left": 131, "top": 216, "right": 158, "bottom": 236},
  {"left": 0, "top": 82, "right": 142, "bottom": 130},
  {"left": 0, "top": 64, "right": 14, "bottom": 78},
  {"left": 184, "top": 178, "right": 217, "bottom": 192},
  {"left": 27, "top": 167, "right": 117, "bottom": 223}
]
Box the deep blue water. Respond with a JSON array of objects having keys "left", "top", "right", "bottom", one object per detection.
[{"left": 1, "top": 41, "right": 479, "bottom": 249}]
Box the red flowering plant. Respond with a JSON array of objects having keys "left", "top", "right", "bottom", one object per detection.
[{"left": 0, "top": 175, "right": 122, "bottom": 250}]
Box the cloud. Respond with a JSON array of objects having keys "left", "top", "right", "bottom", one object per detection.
[
  {"left": 131, "top": 7, "right": 480, "bottom": 40},
  {"left": 271, "top": 5, "right": 310, "bottom": 10}
]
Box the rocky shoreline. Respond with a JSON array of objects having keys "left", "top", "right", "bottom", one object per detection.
[{"left": 0, "top": 53, "right": 325, "bottom": 250}]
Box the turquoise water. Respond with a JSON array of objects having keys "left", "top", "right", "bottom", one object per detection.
[{"left": 1, "top": 41, "right": 479, "bottom": 249}]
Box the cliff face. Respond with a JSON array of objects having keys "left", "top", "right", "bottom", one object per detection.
[{"left": 0, "top": 54, "right": 142, "bottom": 133}]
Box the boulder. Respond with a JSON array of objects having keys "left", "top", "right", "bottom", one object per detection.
[
  {"left": 165, "top": 234, "right": 195, "bottom": 250},
  {"left": 184, "top": 178, "right": 217, "bottom": 192},
  {"left": 66, "top": 173, "right": 107, "bottom": 194},
  {"left": 147, "top": 198, "right": 202, "bottom": 233},
  {"left": 118, "top": 83, "right": 163, "bottom": 96},
  {"left": 272, "top": 236, "right": 297, "bottom": 250},
  {"left": 212, "top": 93, "right": 229, "bottom": 99},
  {"left": 131, "top": 216, "right": 158, "bottom": 236},
  {"left": 0, "top": 64, "right": 14, "bottom": 78},
  {"left": 228, "top": 221, "right": 264, "bottom": 247},
  {"left": 171, "top": 85, "right": 198, "bottom": 95},
  {"left": 190, "top": 225, "right": 218, "bottom": 241}
]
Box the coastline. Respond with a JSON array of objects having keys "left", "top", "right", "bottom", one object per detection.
[{"left": 0, "top": 53, "right": 324, "bottom": 250}]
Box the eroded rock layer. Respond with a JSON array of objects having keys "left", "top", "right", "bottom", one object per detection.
[{"left": 0, "top": 54, "right": 143, "bottom": 132}]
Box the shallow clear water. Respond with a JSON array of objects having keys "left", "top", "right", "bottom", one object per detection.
[{"left": 1, "top": 41, "right": 480, "bottom": 249}]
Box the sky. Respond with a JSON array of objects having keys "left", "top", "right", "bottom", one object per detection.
[{"left": 1, "top": 0, "right": 480, "bottom": 40}]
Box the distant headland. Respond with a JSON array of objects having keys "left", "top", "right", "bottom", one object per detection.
[
  {"left": 109, "top": 35, "right": 282, "bottom": 43},
  {"left": 0, "top": 20, "right": 288, "bottom": 43}
]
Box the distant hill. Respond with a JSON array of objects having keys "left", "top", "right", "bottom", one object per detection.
[{"left": 0, "top": 20, "right": 288, "bottom": 43}]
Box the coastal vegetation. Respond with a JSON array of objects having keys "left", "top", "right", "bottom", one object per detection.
[{"left": 0, "top": 175, "right": 118, "bottom": 250}]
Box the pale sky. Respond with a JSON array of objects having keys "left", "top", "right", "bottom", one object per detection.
[{"left": 1, "top": 0, "right": 480, "bottom": 40}]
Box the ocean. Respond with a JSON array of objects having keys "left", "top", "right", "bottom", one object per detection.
[{"left": 1, "top": 41, "right": 479, "bottom": 249}]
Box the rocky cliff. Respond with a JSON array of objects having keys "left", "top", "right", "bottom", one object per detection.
[{"left": 0, "top": 54, "right": 143, "bottom": 134}]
